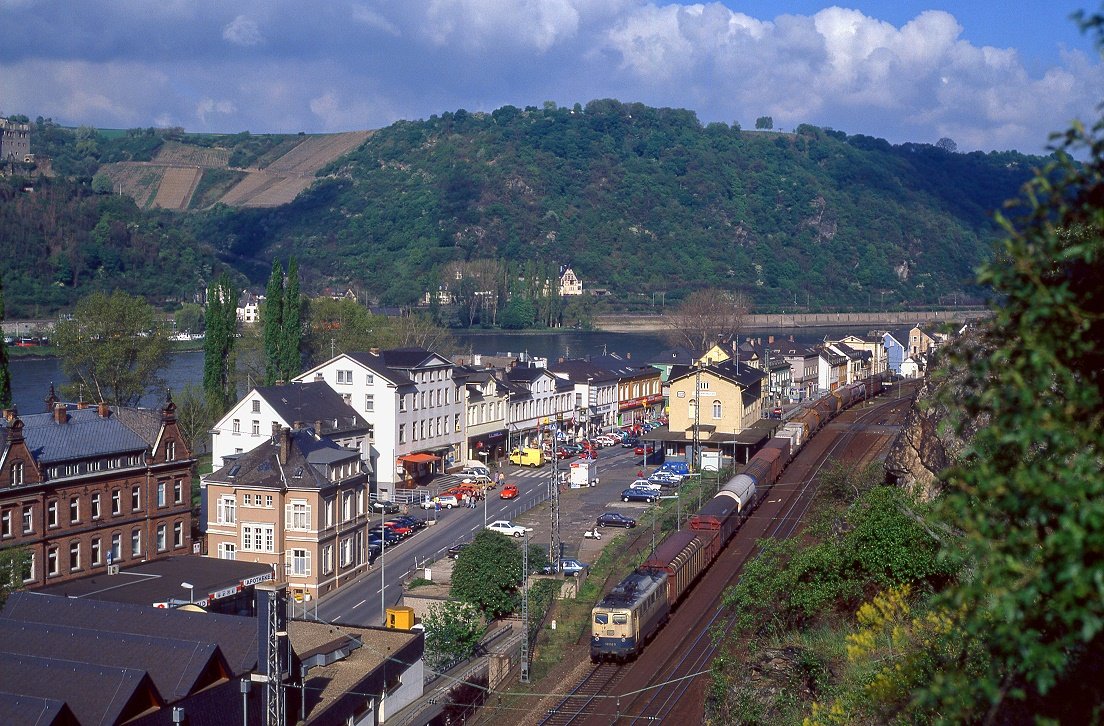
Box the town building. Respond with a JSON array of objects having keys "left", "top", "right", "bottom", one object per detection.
[
  {"left": 296, "top": 349, "right": 467, "bottom": 498},
  {"left": 589, "top": 353, "right": 664, "bottom": 427},
  {"left": 908, "top": 324, "right": 944, "bottom": 358},
  {"left": 825, "top": 341, "right": 873, "bottom": 384},
  {"left": 558, "top": 266, "right": 583, "bottom": 296},
  {"left": 0, "top": 392, "right": 193, "bottom": 589},
  {"left": 783, "top": 348, "right": 821, "bottom": 401},
  {"left": 827, "top": 333, "right": 888, "bottom": 376},
  {"left": 208, "top": 380, "right": 372, "bottom": 471},
  {"left": 462, "top": 367, "right": 510, "bottom": 463},
  {"left": 547, "top": 360, "right": 619, "bottom": 439},
  {"left": 236, "top": 292, "right": 262, "bottom": 324},
  {"left": 882, "top": 332, "right": 907, "bottom": 376},
  {"left": 204, "top": 423, "right": 371, "bottom": 602},
  {"left": 503, "top": 363, "right": 575, "bottom": 446},
  {"left": 0, "top": 118, "right": 31, "bottom": 163}
]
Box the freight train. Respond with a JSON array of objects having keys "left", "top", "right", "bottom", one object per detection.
[{"left": 590, "top": 375, "right": 885, "bottom": 662}]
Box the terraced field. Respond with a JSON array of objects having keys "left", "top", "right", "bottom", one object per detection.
[{"left": 151, "top": 166, "right": 202, "bottom": 209}]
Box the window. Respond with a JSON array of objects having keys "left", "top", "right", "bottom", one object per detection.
[
  {"left": 232, "top": 418, "right": 241, "bottom": 434},
  {"left": 322, "top": 545, "right": 334, "bottom": 574},
  {"left": 342, "top": 393, "right": 352, "bottom": 405},
  {"left": 342, "top": 492, "right": 354, "bottom": 522},
  {"left": 91, "top": 493, "right": 101, "bottom": 520},
  {"left": 157, "top": 482, "right": 166, "bottom": 507},
  {"left": 336, "top": 369, "right": 353, "bottom": 384},
  {"left": 1, "top": 510, "right": 9, "bottom": 538},
  {"left": 364, "top": 394, "right": 374, "bottom": 412},
  {"left": 91, "top": 538, "right": 102, "bottom": 566},
  {"left": 46, "top": 500, "right": 58, "bottom": 528},
  {"left": 69, "top": 496, "right": 80, "bottom": 523},
  {"left": 156, "top": 524, "right": 167, "bottom": 551},
  {"left": 398, "top": 395, "right": 406, "bottom": 412},
  {"left": 21, "top": 553, "right": 34, "bottom": 583},
  {"left": 398, "top": 424, "right": 406, "bottom": 444},
  {"left": 11, "top": 462, "right": 24, "bottom": 485},
  {"left": 252, "top": 420, "right": 260, "bottom": 436},
  {"left": 111, "top": 490, "right": 121, "bottom": 515},
  {"left": 47, "top": 547, "right": 58, "bottom": 577},
  {"left": 218, "top": 542, "right": 236, "bottom": 560},
  {"left": 243, "top": 493, "right": 252, "bottom": 506},
  {"left": 252, "top": 399, "right": 261, "bottom": 413},
  {"left": 340, "top": 537, "right": 353, "bottom": 567},
  {"left": 166, "top": 441, "right": 176, "bottom": 461},
  {"left": 173, "top": 481, "right": 183, "bottom": 504},
  {"left": 266, "top": 495, "right": 273, "bottom": 508},
  {"left": 242, "top": 523, "right": 275, "bottom": 552},
  {"left": 131, "top": 485, "right": 141, "bottom": 511},
  {"left": 365, "top": 373, "right": 374, "bottom": 385},
  {"left": 174, "top": 521, "right": 183, "bottom": 548},
  {"left": 131, "top": 528, "right": 142, "bottom": 557},
  {"left": 455, "top": 413, "right": 461, "bottom": 432},
  {"left": 111, "top": 533, "right": 122, "bottom": 563},
  {"left": 216, "top": 496, "right": 236, "bottom": 524},
  {"left": 698, "top": 380, "right": 710, "bottom": 390},
  {"left": 286, "top": 501, "right": 311, "bottom": 530},
  {"left": 290, "top": 549, "right": 311, "bottom": 577},
  {"left": 324, "top": 498, "right": 334, "bottom": 528},
  {"left": 713, "top": 401, "right": 722, "bottom": 419}
]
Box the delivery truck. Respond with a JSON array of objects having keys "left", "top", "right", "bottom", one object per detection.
[
  {"left": 569, "top": 459, "right": 598, "bottom": 488},
  {"left": 509, "top": 447, "right": 545, "bottom": 467}
]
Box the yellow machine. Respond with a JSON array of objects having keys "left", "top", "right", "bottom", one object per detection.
[{"left": 509, "top": 447, "right": 545, "bottom": 467}]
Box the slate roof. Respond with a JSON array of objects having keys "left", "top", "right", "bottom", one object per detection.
[
  {"left": 588, "top": 354, "right": 656, "bottom": 379},
  {"left": 208, "top": 427, "right": 361, "bottom": 490},
  {"left": 0, "top": 692, "right": 78, "bottom": 726},
  {"left": 255, "top": 381, "right": 368, "bottom": 434},
  {"left": 650, "top": 346, "right": 698, "bottom": 366},
  {"left": 668, "top": 358, "right": 767, "bottom": 388},
  {"left": 2, "top": 591, "right": 259, "bottom": 675},
  {"left": 10, "top": 406, "right": 150, "bottom": 465},
  {"left": 546, "top": 359, "right": 619, "bottom": 384}
]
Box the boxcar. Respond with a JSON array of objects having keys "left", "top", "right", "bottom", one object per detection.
[
  {"left": 642, "top": 530, "right": 719, "bottom": 608},
  {"left": 591, "top": 570, "right": 668, "bottom": 662},
  {"left": 742, "top": 444, "right": 788, "bottom": 489}
]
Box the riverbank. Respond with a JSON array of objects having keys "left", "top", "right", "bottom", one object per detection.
[{"left": 592, "top": 309, "right": 990, "bottom": 333}]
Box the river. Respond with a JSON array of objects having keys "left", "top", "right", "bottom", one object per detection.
[{"left": 8, "top": 326, "right": 876, "bottom": 414}]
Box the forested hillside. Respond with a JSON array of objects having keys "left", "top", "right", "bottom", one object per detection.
[{"left": 1, "top": 103, "right": 1045, "bottom": 315}]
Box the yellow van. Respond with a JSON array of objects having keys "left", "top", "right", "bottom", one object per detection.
[{"left": 509, "top": 447, "right": 545, "bottom": 467}]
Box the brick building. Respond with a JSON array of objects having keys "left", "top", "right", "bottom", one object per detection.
[{"left": 0, "top": 392, "right": 194, "bottom": 588}]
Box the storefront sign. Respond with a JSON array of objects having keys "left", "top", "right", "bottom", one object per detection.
[
  {"left": 242, "top": 573, "right": 274, "bottom": 587},
  {"left": 212, "top": 585, "right": 240, "bottom": 600},
  {"left": 618, "top": 393, "right": 666, "bottom": 411}
]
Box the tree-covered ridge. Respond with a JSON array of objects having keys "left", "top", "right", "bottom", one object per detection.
[{"left": 213, "top": 100, "right": 1039, "bottom": 309}]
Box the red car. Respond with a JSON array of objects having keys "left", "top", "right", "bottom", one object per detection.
[
  {"left": 555, "top": 447, "right": 572, "bottom": 460},
  {"left": 500, "top": 484, "right": 519, "bottom": 499},
  {"left": 579, "top": 449, "right": 597, "bottom": 460},
  {"left": 383, "top": 521, "right": 412, "bottom": 537},
  {"left": 633, "top": 445, "right": 655, "bottom": 456}
]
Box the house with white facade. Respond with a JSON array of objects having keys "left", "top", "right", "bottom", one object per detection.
[
  {"left": 296, "top": 349, "right": 467, "bottom": 499},
  {"left": 547, "top": 360, "right": 620, "bottom": 439},
  {"left": 882, "top": 332, "right": 907, "bottom": 376},
  {"left": 502, "top": 364, "right": 575, "bottom": 447},
  {"left": 827, "top": 334, "right": 887, "bottom": 376},
  {"left": 236, "top": 292, "right": 262, "bottom": 324},
  {"left": 462, "top": 368, "right": 510, "bottom": 462},
  {"left": 559, "top": 266, "right": 583, "bottom": 296},
  {"left": 784, "top": 348, "right": 820, "bottom": 401},
  {"left": 817, "top": 347, "right": 848, "bottom": 392}
]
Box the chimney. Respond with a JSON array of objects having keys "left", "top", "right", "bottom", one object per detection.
[
  {"left": 314, "top": 373, "right": 324, "bottom": 382},
  {"left": 271, "top": 421, "right": 281, "bottom": 439},
  {"left": 314, "top": 420, "right": 323, "bottom": 434},
  {"left": 77, "top": 400, "right": 88, "bottom": 410},
  {"left": 53, "top": 403, "right": 67, "bottom": 425},
  {"left": 279, "top": 427, "right": 292, "bottom": 465},
  {"left": 768, "top": 335, "right": 775, "bottom": 345},
  {"left": 369, "top": 347, "right": 380, "bottom": 356},
  {"left": 97, "top": 401, "right": 110, "bottom": 418},
  {"left": 626, "top": 352, "right": 631, "bottom": 360},
  {"left": 2, "top": 408, "right": 14, "bottom": 423}
]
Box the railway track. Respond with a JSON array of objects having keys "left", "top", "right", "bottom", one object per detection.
[
  {"left": 536, "top": 663, "right": 627, "bottom": 726},
  {"left": 575, "top": 386, "right": 917, "bottom": 724}
]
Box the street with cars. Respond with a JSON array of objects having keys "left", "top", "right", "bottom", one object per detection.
[{"left": 308, "top": 424, "right": 677, "bottom": 626}]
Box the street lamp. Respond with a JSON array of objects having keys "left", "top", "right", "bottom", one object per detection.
[{"left": 180, "top": 581, "right": 194, "bottom": 605}]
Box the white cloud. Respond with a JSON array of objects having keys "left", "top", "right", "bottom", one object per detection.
[
  {"left": 351, "top": 4, "right": 400, "bottom": 36},
  {"left": 423, "top": 0, "right": 582, "bottom": 52},
  {"left": 223, "top": 15, "right": 263, "bottom": 46},
  {"left": 196, "top": 97, "right": 236, "bottom": 124}
]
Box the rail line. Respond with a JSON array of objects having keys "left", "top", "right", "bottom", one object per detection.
[{"left": 577, "top": 387, "right": 916, "bottom": 724}]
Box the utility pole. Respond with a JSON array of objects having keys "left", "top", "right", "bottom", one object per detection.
[
  {"left": 549, "top": 414, "right": 561, "bottom": 572},
  {"left": 520, "top": 530, "right": 530, "bottom": 683},
  {"left": 692, "top": 362, "right": 701, "bottom": 471}
]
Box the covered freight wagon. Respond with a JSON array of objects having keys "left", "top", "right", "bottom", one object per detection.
[
  {"left": 691, "top": 472, "right": 757, "bottom": 542},
  {"left": 641, "top": 530, "right": 722, "bottom": 608}
]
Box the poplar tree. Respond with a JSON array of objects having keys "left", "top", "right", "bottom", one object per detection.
[
  {"left": 202, "top": 273, "right": 237, "bottom": 412},
  {"left": 262, "top": 259, "right": 284, "bottom": 385},
  {"left": 0, "top": 277, "right": 11, "bottom": 409},
  {"left": 280, "top": 258, "right": 301, "bottom": 380}
]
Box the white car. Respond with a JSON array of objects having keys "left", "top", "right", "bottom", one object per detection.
[
  {"left": 486, "top": 520, "right": 533, "bottom": 538},
  {"left": 421, "top": 495, "right": 459, "bottom": 509},
  {"left": 630, "top": 479, "right": 663, "bottom": 491}
]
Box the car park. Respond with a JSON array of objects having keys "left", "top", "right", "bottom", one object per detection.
[
  {"left": 421, "top": 494, "right": 459, "bottom": 509},
  {"left": 541, "top": 558, "right": 589, "bottom": 577},
  {"left": 500, "top": 484, "right": 519, "bottom": 499},
  {"left": 486, "top": 520, "right": 532, "bottom": 537},
  {"left": 370, "top": 500, "right": 400, "bottom": 514},
  {"left": 596, "top": 512, "right": 637, "bottom": 528},
  {"left": 622, "top": 488, "right": 659, "bottom": 503}
]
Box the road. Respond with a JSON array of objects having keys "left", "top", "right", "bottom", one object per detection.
[{"left": 304, "top": 446, "right": 648, "bottom": 626}]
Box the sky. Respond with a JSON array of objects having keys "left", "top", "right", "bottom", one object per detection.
[{"left": 1, "top": 1, "right": 1101, "bottom": 154}]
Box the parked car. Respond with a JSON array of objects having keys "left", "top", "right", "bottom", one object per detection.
[
  {"left": 383, "top": 520, "right": 413, "bottom": 537},
  {"left": 391, "top": 515, "right": 426, "bottom": 531},
  {"left": 460, "top": 474, "right": 494, "bottom": 489},
  {"left": 500, "top": 484, "right": 519, "bottom": 499},
  {"left": 554, "top": 447, "right": 573, "bottom": 460},
  {"left": 596, "top": 512, "right": 637, "bottom": 528},
  {"left": 421, "top": 494, "right": 459, "bottom": 509},
  {"left": 648, "top": 471, "right": 683, "bottom": 485},
  {"left": 633, "top": 445, "right": 655, "bottom": 456},
  {"left": 630, "top": 479, "right": 663, "bottom": 491},
  {"left": 486, "top": 520, "right": 532, "bottom": 538},
  {"left": 621, "top": 488, "right": 659, "bottom": 503},
  {"left": 370, "top": 500, "right": 400, "bottom": 514},
  {"left": 367, "top": 542, "right": 382, "bottom": 564},
  {"left": 368, "top": 528, "right": 401, "bottom": 546},
  {"left": 541, "top": 558, "right": 589, "bottom": 577},
  {"left": 621, "top": 437, "right": 641, "bottom": 448},
  {"left": 447, "top": 543, "right": 469, "bottom": 559}
]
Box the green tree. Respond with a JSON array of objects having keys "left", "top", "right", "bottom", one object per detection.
[
  {"left": 755, "top": 116, "right": 774, "bottom": 130},
  {"left": 304, "top": 298, "right": 396, "bottom": 364},
  {"left": 174, "top": 302, "right": 205, "bottom": 336},
  {"left": 174, "top": 384, "right": 216, "bottom": 455},
  {"left": 54, "top": 290, "right": 170, "bottom": 406},
  {"left": 422, "top": 599, "right": 487, "bottom": 669},
  {"left": 0, "top": 546, "right": 31, "bottom": 608},
  {"left": 262, "top": 259, "right": 284, "bottom": 385},
  {"left": 202, "top": 274, "right": 237, "bottom": 412},
  {"left": 0, "top": 277, "right": 11, "bottom": 409},
  {"left": 451, "top": 530, "right": 523, "bottom": 619},
  {"left": 280, "top": 258, "right": 301, "bottom": 380},
  {"left": 914, "top": 16, "right": 1104, "bottom": 718}
]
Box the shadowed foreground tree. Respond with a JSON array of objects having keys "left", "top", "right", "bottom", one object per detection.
[
  {"left": 662, "top": 288, "right": 750, "bottom": 353},
  {"left": 54, "top": 291, "right": 170, "bottom": 406},
  {"left": 202, "top": 273, "right": 237, "bottom": 412},
  {"left": 450, "top": 530, "right": 522, "bottom": 620}
]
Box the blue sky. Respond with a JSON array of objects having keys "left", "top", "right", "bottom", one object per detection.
[{"left": 1, "top": 1, "right": 1100, "bottom": 154}]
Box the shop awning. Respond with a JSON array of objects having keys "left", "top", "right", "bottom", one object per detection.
[{"left": 398, "top": 453, "right": 440, "bottom": 464}]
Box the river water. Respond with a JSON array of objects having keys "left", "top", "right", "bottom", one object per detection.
[{"left": 9, "top": 326, "right": 873, "bottom": 414}]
